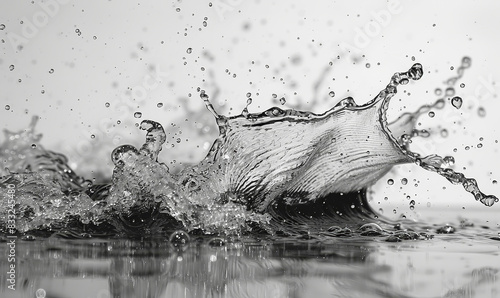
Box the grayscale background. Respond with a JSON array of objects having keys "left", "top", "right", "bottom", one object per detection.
[{"left": 1, "top": 0, "right": 499, "bottom": 215}]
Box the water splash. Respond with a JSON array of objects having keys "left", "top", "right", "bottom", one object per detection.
[{"left": 0, "top": 62, "right": 497, "bottom": 236}]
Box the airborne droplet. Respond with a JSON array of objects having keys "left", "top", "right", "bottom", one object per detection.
[
  {"left": 477, "top": 107, "right": 486, "bottom": 117},
  {"left": 134, "top": 112, "right": 143, "bottom": 118},
  {"left": 451, "top": 96, "right": 463, "bottom": 109},
  {"left": 328, "top": 91, "right": 335, "bottom": 97}
]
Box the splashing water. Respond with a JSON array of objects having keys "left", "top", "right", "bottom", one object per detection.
[{"left": 0, "top": 61, "right": 497, "bottom": 236}]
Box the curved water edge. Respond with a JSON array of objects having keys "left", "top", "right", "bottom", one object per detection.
[{"left": 0, "top": 61, "right": 497, "bottom": 236}]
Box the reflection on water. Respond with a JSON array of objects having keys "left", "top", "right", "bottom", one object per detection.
[{"left": 1, "top": 212, "right": 499, "bottom": 298}]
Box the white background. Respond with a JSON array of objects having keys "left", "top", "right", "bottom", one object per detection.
[{"left": 1, "top": 0, "right": 499, "bottom": 217}]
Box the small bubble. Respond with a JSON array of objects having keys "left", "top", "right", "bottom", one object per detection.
[
  {"left": 176, "top": 7, "right": 181, "bottom": 12},
  {"left": 246, "top": 92, "right": 251, "bottom": 98},
  {"left": 434, "top": 88, "right": 442, "bottom": 96},
  {"left": 169, "top": 230, "right": 190, "bottom": 247},
  {"left": 9, "top": 65, "right": 14, "bottom": 71},
  {"left": 460, "top": 83, "right": 465, "bottom": 88},
  {"left": 41, "top": 90, "right": 45, "bottom": 94},
  {"left": 5, "top": 105, "right": 10, "bottom": 110},
  {"left": 365, "top": 63, "right": 370, "bottom": 68},
  {"left": 35, "top": 288, "right": 46, "bottom": 298},
  {"left": 134, "top": 112, "right": 142, "bottom": 118},
  {"left": 477, "top": 143, "right": 483, "bottom": 148},
  {"left": 451, "top": 96, "right": 462, "bottom": 109},
  {"left": 93, "top": 36, "right": 97, "bottom": 40},
  {"left": 465, "top": 146, "right": 470, "bottom": 150},
  {"left": 117, "top": 120, "right": 121, "bottom": 124},
  {"left": 387, "top": 179, "right": 394, "bottom": 185},
  {"left": 90, "top": 134, "right": 95, "bottom": 139},
  {"left": 186, "top": 47, "right": 192, "bottom": 54},
  {"left": 105, "top": 102, "right": 110, "bottom": 107},
  {"left": 176, "top": 138, "right": 181, "bottom": 143},
  {"left": 157, "top": 102, "right": 163, "bottom": 108},
  {"left": 493, "top": 180, "right": 498, "bottom": 185},
  {"left": 202, "top": 21, "right": 207, "bottom": 27},
  {"left": 428, "top": 111, "right": 435, "bottom": 118},
  {"left": 401, "top": 178, "right": 408, "bottom": 185},
  {"left": 328, "top": 91, "right": 335, "bottom": 97},
  {"left": 279, "top": 97, "right": 286, "bottom": 105},
  {"left": 440, "top": 129, "right": 449, "bottom": 138},
  {"left": 232, "top": 74, "right": 236, "bottom": 78},
  {"left": 49, "top": 68, "right": 54, "bottom": 74},
  {"left": 31, "top": 144, "right": 37, "bottom": 149},
  {"left": 0, "top": 24, "right": 5, "bottom": 30},
  {"left": 209, "top": 2, "right": 213, "bottom": 7},
  {"left": 450, "top": 66, "right": 454, "bottom": 70},
  {"left": 477, "top": 107, "right": 486, "bottom": 117}
]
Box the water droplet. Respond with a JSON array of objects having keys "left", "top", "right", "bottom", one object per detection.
[
  {"left": 176, "top": 7, "right": 181, "bottom": 12},
  {"left": 460, "top": 83, "right": 465, "bottom": 88},
  {"left": 176, "top": 138, "right": 181, "bottom": 143},
  {"left": 31, "top": 144, "right": 37, "bottom": 149},
  {"left": 279, "top": 97, "right": 286, "bottom": 105},
  {"left": 493, "top": 180, "right": 498, "bottom": 185},
  {"left": 428, "top": 111, "right": 435, "bottom": 118},
  {"left": 246, "top": 92, "right": 251, "bottom": 98},
  {"left": 49, "top": 68, "right": 54, "bottom": 74},
  {"left": 105, "top": 102, "right": 110, "bottom": 108},
  {"left": 387, "top": 179, "right": 394, "bottom": 185},
  {"left": 5, "top": 105, "right": 10, "bottom": 110},
  {"left": 365, "top": 63, "right": 370, "bottom": 68},
  {"left": 328, "top": 91, "right": 335, "bottom": 97},
  {"left": 9, "top": 65, "right": 14, "bottom": 71},
  {"left": 451, "top": 96, "right": 462, "bottom": 109},
  {"left": 477, "top": 107, "right": 486, "bottom": 117},
  {"left": 93, "top": 36, "right": 97, "bottom": 40},
  {"left": 90, "top": 134, "right": 95, "bottom": 139},
  {"left": 443, "top": 156, "right": 455, "bottom": 166},
  {"left": 134, "top": 112, "right": 142, "bottom": 118},
  {"left": 169, "top": 230, "right": 190, "bottom": 247},
  {"left": 157, "top": 102, "right": 163, "bottom": 108},
  {"left": 202, "top": 21, "right": 207, "bottom": 27},
  {"left": 75, "top": 28, "right": 81, "bottom": 36},
  {"left": 401, "top": 178, "right": 408, "bottom": 185},
  {"left": 186, "top": 47, "right": 192, "bottom": 54},
  {"left": 0, "top": 24, "right": 5, "bottom": 30},
  {"left": 435, "top": 88, "right": 442, "bottom": 95},
  {"left": 209, "top": 2, "right": 213, "bottom": 7},
  {"left": 440, "top": 129, "right": 449, "bottom": 138},
  {"left": 477, "top": 143, "right": 483, "bottom": 148}
]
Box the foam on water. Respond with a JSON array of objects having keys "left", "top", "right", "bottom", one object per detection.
[{"left": 0, "top": 60, "right": 497, "bottom": 236}]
